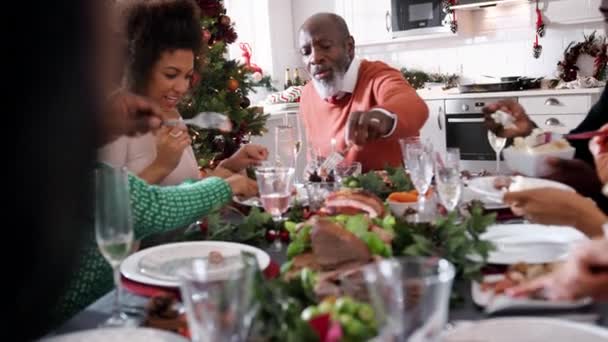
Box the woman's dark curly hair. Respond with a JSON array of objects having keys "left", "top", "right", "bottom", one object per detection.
[{"left": 120, "top": 0, "right": 202, "bottom": 94}]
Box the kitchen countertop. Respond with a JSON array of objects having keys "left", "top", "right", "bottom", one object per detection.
[{"left": 417, "top": 87, "right": 603, "bottom": 100}]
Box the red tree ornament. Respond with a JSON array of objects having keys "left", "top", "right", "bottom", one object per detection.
[{"left": 227, "top": 78, "right": 240, "bottom": 91}]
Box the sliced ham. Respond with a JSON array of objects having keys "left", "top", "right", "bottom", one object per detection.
[{"left": 311, "top": 219, "right": 372, "bottom": 270}]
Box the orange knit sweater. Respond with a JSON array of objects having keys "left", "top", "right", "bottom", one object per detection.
[{"left": 299, "top": 60, "right": 429, "bottom": 172}]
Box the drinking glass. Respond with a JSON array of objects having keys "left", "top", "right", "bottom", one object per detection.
[
  {"left": 275, "top": 124, "right": 297, "bottom": 169},
  {"left": 95, "top": 166, "right": 135, "bottom": 327},
  {"left": 487, "top": 130, "right": 507, "bottom": 174},
  {"left": 304, "top": 181, "right": 341, "bottom": 212},
  {"left": 334, "top": 161, "right": 362, "bottom": 184},
  {"left": 434, "top": 148, "right": 462, "bottom": 213},
  {"left": 254, "top": 166, "right": 295, "bottom": 250},
  {"left": 400, "top": 138, "right": 434, "bottom": 216},
  {"left": 180, "top": 254, "right": 258, "bottom": 342},
  {"left": 361, "top": 257, "right": 456, "bottom": 341}
]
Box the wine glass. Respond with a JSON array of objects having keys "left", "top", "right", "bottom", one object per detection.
[
  {"left": 94, "top": 166, "right": 135, "bottom": 327},
  {"left": 254, "top": 166, "right": 295, "bottom": 251},
  {"left": 487, "top": 130, "right": 507, "bottom": 174},
  {"left": 400, "top": 138, "right": 434, "bottom": 218},
  {"left": 434, "top": 149, "right": 462, "bottom": 213},
  {"left": 275, "top": 123, "right": 297, "bottom": 169}
]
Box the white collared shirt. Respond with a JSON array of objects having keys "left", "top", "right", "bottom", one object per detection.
[{"left": 329, "top": 57, "right": 398, "bottom": 138}]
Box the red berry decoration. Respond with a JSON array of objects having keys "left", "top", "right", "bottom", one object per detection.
[
  {"left": 265, "top": 229, "right": 277, "bottom": 242},
  {"left": 279, "top": 229, "right": 290, "bottom": 243},
  {"left": 198, "top": 219, "right": 208, "bottom": 235}
]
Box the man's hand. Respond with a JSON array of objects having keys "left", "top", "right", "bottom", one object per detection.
[
  {"left": 346, "top": 110, "right": 395, "bottom": 146},
  {"left": 507, "top": 239, "right": 608, "bottom": 301},
  {"left": 482, "top": 99, "right": 534, "bottom": 138},
  {"left": 544, "top": 157, "right": 603, "bottom": 196},
  {"left": 100, "top": 89, "right": 163, "bottom": 145},
  {"left": 219, "top": 144, "right": 269, "bottom": 173},
  {"left": 503, "top": 188, "right": 606, "bottom": 237}
]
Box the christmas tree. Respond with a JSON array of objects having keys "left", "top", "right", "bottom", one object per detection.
[{"left": 181, "top": 0, "right": 270, "bottom": 168}]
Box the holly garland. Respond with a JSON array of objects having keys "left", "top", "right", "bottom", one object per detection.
[
  {"left": 558, "top": 31, "right": 608, "bottom": 83},
  {"left": 180, "top": 0, "right": 270, "bottom": 168}
]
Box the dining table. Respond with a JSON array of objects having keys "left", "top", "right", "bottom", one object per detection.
[{"left": 50, "top": 241, "right": 608, "bottom": 339}]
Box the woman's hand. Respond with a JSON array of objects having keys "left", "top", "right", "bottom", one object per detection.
[
  {"left": 153, "top": 126, "right": 192, "bottom": 172},
  {"left": 220, "top": 144, "right": 269, "bottom": 173},
  {"left": 507, "top": 239, "right": 608, "bottom": 301},
  {"left": 225, "top": 174, "right": 258, "bottom": 198},
  {"left": 483, "top": 99, "right": 535, "bottom": 138},
  {"left": 503, "top": 188, "right": 606, "bottom": 237}
]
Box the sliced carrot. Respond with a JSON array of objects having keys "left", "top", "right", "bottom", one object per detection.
[{"left": 388, "top": 191, "right": 418, "bottom": 203}]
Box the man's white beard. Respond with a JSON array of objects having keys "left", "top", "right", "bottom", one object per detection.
[{"left": 312, "top": 71, "right": 345, "bottom": 99}]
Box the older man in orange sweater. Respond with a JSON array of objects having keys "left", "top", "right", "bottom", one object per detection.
[{"left": 298, "top": 13, "right": 428, "bottom": 172}]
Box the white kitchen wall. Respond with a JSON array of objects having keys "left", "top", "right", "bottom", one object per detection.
[{"left": 226, "top": 0, "right": 605, "bottom": 83}]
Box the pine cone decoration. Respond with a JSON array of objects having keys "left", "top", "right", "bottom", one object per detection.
[
  {"left": 450, "top": 21, "right": 458, "bottom": 34},
  {"left": 533, "top": 43, "right": 543, "bottom": 59},
  {"left": 442, "top": 0, "right": 451, "bottom": 13},
  {"left": 537, "top": 23, "right": 545, "bottom": 37},
  {"left": 196, "top": 0, "right": 222, "bottom": 17}
]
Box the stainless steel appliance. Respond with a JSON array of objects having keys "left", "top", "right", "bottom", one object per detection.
[
  {"left": 390, "top": 0, "right": 451, "bottom": 38},
  {"left": 445, "top": 97, "right": 515, "bottom": 173}
]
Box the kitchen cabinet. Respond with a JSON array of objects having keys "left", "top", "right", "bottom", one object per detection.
[
  {"left": 420, "top": 100, "right": 447, "bottom": 156},
  {"left": 519, "top": 93, "right": 598, "bottom": 134},
  {"left": 541, "top": 0, "right": 603, "bottom": 24},
  {"left": 335, "top": 0, "right": 392, "bottom": 44}
]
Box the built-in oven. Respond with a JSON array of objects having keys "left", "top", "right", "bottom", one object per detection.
[
  {"left": 390, "top": 0, "right": 451, "bottom": 38},
  {"left": 445, "top": 98, "right": 515, "bottom": 173}
]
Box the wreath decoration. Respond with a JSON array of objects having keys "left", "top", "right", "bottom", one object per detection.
[{"left": 557, "top": 31, "right": 607, "bottom": 82}]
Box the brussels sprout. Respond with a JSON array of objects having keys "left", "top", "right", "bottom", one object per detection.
[
  {"left": 334, "top": 296, "right": 357, "bottom": 314},
  {"left": 300, "top": 306, "right": 319, "bottom": 321},
  {"left": 344, "top": 318, "right": 366, "bottom": 338},
  {"left": 338, "top": 313, "right": 353, "bottom": 327},
  {"left": 300, "top": 268, "right": 317, "bottom": 292},
  {"left": 356, "top": 304, "right": 375, "bottom": 323},
  {"left": 361, "top": 232, "right": 386, "bottom": 256},
  {"left": 317, "top": 300, "right": 333, "bottom": 314}
]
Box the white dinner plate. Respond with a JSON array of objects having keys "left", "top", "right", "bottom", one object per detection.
[
  {"left": 121, "top": 241, "right": 270, "bottom": 287},
  {"left": 41, "top": 328, "right": 188, "bottom": 342},
  {"left": 467, "top": 176, "right": 574, "bottom": 203},
  {"left": 472, "top": 223, "right": 589, "bottom": 264},
  {"left": 442, "top": 317, "right": 608, "bottom": 342},
  {"left": 471, "top": 274, "right": 592, "bottom": 314}
]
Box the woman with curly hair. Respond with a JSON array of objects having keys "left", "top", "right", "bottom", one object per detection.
[{"left": 100, "top": 0, "right": 267, "bottom": 186}]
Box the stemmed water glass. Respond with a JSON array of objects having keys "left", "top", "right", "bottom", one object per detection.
[
  {"left": 275, "top": 120, "right": 299, "bottom": 170},
  {"left": 434, "top": 149, "right": 462, "bottom": 213},
  {"left": 254, "top": 166, "right": 295, "bottom": 251},
  {"left": 487, "top": 130, "right": 507, "bottom": 174},
  {"left": 94, "top": 166, "right": 135, "bottom": 327},
  {"left": 400, "top": 138, "right": 434, "bottom": 219}
]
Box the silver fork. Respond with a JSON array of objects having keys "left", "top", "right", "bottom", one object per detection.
[{"left": 164, "top": 111, "right": 232, "bottom": 132}]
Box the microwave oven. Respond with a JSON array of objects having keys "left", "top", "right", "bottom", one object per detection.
[{"left": 390, "top": 0, "right": 451, "bottom": 38}]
